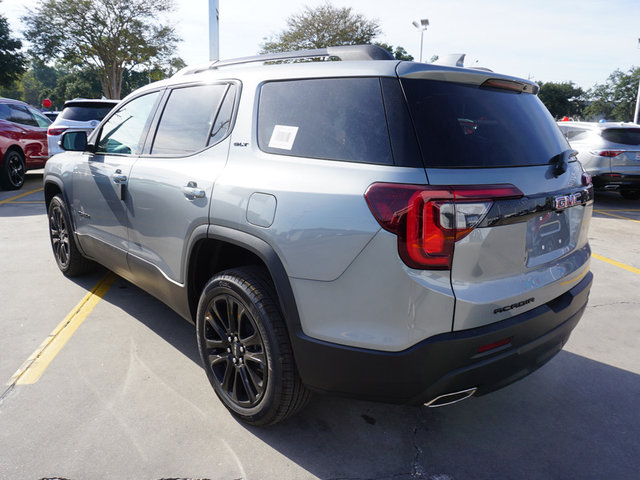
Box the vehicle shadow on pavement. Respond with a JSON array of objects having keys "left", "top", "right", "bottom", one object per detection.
[
  {"left": 84, "top": 274, "right": 638, "bottom": 480},
  {"left": 0, "top": 172, "right": 46, "bottom": 218},
  {"left": 243, "top": 351, "right": 639, "bottom": 480}
]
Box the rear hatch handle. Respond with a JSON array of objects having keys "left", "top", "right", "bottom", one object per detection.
[{"left": 551, "top": 149, "right": 578, "bottom": 177}]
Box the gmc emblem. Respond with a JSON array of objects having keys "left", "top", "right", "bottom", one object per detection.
[{"left": 554, "top": 192, "right": 582, "bottom": 210}]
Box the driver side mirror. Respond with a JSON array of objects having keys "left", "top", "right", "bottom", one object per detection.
[{"left": 60, "top": 131, "right": 91, "bottom": 152}]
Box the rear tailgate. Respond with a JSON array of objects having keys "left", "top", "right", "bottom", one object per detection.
[
  {"left": 602, "top": 127, "right": 640, "bottom": 176},
  {"left": 398, "top": 64, "right": 593, "bottom": 331}
]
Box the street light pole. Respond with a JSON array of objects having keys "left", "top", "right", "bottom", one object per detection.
[
  {"left": 209, "top": 0, "right": 220, "bottom": 62},
  {"left": 635, "top": 37, "right": 640, "bottom": 124},
  {"left": 412, "top": 18, "right": 429, "bottom": 62}
]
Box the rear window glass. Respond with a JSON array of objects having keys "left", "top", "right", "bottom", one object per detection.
[
  {"left": 60, "top": 103, "right": 116, "bottom": 122},
  {"left": 401, "top": 79, "right": 568, "bottom": 168},
  {"left": 258, "top": 77, "right": 392, "bottom": 165},
  {"left": 601, "top": 128, "right": 640, "bottom": 146}
]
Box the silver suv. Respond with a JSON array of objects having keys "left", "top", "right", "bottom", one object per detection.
[
  {"left": 44, "top": 45, "right": 594, "bottom": 425},
  {"left": 557, "top": 121, "right": 640, "bottom": 200}
]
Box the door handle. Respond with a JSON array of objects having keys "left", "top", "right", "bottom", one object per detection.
[
  {"left": 111, "top": 173, "right": 127, "bottom": 184},
  {"left": 183, "top": 181, "right": 206, "bottom": 199}
]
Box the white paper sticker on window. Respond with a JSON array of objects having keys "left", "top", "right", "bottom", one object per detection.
[{"left": 268, "top": 125, "right": 299, "bottom": 150}]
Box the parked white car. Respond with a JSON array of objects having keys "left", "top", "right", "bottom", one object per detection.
[{"left": 47, "top": 98, "right": 119, "bottom": 157}]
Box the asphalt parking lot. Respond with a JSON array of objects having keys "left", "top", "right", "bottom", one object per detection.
[{"left": 1, "top": 172, "right": 638, "bottom": 480}]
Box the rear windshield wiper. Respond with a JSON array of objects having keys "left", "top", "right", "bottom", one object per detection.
[{"left": 550, "top": 149, "right": 578, "bottom": 177}]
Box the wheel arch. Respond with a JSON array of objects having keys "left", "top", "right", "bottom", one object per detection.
[
  {"left": 187, "top": 225, "right": 302, "bottom": 339},
  {"left": 44, "top": 178, "right": 64, "bottom": 211}
]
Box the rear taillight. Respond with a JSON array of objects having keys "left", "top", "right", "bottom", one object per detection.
[
  {"left": 365, "top": 183, "right": 524, "bottom": 270},
  {"left": 591, "top": 150, "right": 624, "bottom": 157},
  {"left": 48, "top": 127, "right": 68, "bottom": 136}
]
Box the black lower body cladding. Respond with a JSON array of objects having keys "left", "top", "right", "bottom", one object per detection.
[{"left": 291, "top": 272, "right": 593, "bottom": 405}]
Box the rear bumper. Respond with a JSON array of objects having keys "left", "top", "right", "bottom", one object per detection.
[
  {"left": 592, "top": 173, "right": 640, "bottom": 189},
  {"left": 292, "top": 271, "right": 592, "bottom": 405}
]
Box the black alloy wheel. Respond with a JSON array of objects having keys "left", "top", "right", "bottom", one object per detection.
[
  {"left": 1, "top": 150, "right": 25, "bottom": 190},
  {"left": 196, "top": 267, "right": 310, "bottom": 425},
  {"left": 47, "top": 195, "right": 93, "bottom": 276},
  {"left": 49, "top": 200, "right": 71, "bottom": 270},
  {"left": 203, "top": 291, "right": 268, "bottom": 408}
]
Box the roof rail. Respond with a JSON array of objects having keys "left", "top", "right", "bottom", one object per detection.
[{"left": 174, "top": 44, "right": 395, "bottom": 76}]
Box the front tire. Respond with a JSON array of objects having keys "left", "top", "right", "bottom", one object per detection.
[
  {"left": 48, "top": 195, "right": 94, "bottom": 276},
  {"left": 0, "top": 150, "right": 26, "bottom": 190},
  {"left": 196, "top": 267, "right": 309, "bottom": 425}
]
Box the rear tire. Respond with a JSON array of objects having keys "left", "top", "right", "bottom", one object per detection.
[
  {"left": 620, "top": 189, "right": 640, "bottom": 200},
  {"left": 48, "top": 195, "right": 94, "bottom": 276},
  {"left": 196, "top": 267, "right": 310, "bottom": 425},
  {"left": 0, "top": 150, "right": 26, "bottom": 190}
]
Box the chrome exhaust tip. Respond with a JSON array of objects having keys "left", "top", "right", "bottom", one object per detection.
[{"left": 424, "top": 387, "right": 477, "bottom": 408}]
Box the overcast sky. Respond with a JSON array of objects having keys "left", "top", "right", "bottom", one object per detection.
[{"left": 3, "top": 0, "right": 639, "bottom": 89}]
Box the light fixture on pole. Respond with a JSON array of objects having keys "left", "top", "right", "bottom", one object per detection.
[
  {"left": 412, "top": 18, "right": 429, "bottom": 63},
  {"left": 634, "top": 37, "right": 640, "bottom": 124}
]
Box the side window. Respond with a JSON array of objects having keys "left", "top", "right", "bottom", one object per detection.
[
  {"left": 151, "top": 83, "right": 232, "bottom": 155},
  {"left": 96, "top": 92, "right": 160, "bottom": 155},
  {"left": 258, "top": 78, "right": 393, "bottom": 165},
  {"left": 28, "top": 107, "right": 52, "bottom": 128},
  {"left": 0, "top": 104, "right": 11, "bottom": 121},
  {"left": 8, "top": 105, "right": 38, "bottom": 127},
  {"left": 208, "top": 85, "right": 236, "bottom": 146}
]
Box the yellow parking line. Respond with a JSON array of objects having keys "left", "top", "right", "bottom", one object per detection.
[
  {"left": 592, "top": 253, "right": 640, "bottom": 276},
  {"left": 6, "top": 272, "right": 117, "bottom": 386},
  {"left": 595, "top": 209, "right": 640, "bottom": 212},
  {"left": 0, "top": 187, "right": 44, "bottom": 205},
  {"left": 593, "top": 209, "right": 640, "bottom": 224}
]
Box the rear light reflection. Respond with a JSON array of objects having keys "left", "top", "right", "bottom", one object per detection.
[
  {"left": 48, "top": 127, "right": 68, "bottom": 136},
  {"left": 477, "top": 337, "right": 512, "bottom": 354},
  {"left": 592, "top": 150, "right": 624, "bottom": 157},
  {"left": 365, "top": 183, "right": 523, "bottom": 270}
]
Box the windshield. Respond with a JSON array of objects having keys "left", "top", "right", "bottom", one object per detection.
[
  {"left": 401, "top": 78, "right": 568, "bottom": 168},
  {"left": 60, "top": 103, "right": 116, "bottom": 122}
]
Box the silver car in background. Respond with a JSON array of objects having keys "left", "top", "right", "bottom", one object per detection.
[
  {"left": 47, "top": 98, "right": 119, "bottom": 158},
  {"left": 557, "top": 121, "right": 640, "bottom": 200}
]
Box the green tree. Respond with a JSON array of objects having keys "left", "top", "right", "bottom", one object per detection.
[
  {"left": 537, "top": 81, "right": 586, "bottom": 119},
  {"left": 261, "top": 2, "right": 381, "bottom": 53},
  {"left": 121, "top": 56, "right": 186, "bottom": 97},
  {"left": 23, "top": 0, "right": 180, "bottom": 100},
  {"left": 52, "top": 68, "right": 103, "bottom": 107},
  {"left": 584, "top": 67, "right": 640, "bottom": 122},
  {"left": 0, "top": 2, "right": 26, "bottom": 88},
  {"left": 375, "top": 42, "right": 414, "bottom": 61}
]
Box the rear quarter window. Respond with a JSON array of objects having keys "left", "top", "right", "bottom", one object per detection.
[
  {"left": 601, "top": 128, "right": 640, "bottom": 146},
  {"left": 401, "top": 78, "right": 568, "bottom": 168},
  {"left": 258, "top": 77, "right": 393, "bottom": 165}
]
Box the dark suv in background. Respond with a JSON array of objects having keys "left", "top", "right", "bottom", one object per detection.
[{"left": 44, "top": 45, "right": 593, "bottom": 425}]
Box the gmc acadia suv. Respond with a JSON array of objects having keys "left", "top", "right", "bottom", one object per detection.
[{"left": 43, "top": 45, "right": 593, "bottom": 425}]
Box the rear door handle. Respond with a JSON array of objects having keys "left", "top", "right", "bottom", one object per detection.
[
  {"left": 111, "top": 171, "right": 127, "bottom": 184},
  {"left": 183, "top": 181, "right": 206, "bottom": 199}
]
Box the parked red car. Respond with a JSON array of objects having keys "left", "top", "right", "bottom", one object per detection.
[{"left": 0, "top": 97, "right": 51, "bottom": 190}]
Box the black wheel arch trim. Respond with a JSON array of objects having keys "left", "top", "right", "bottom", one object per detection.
[
  {"left": 204, "top": 225, "right": 304, "bottom": 339},
  {"left": 44, "top": 178, "right": 90, "bottom": 258}
]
